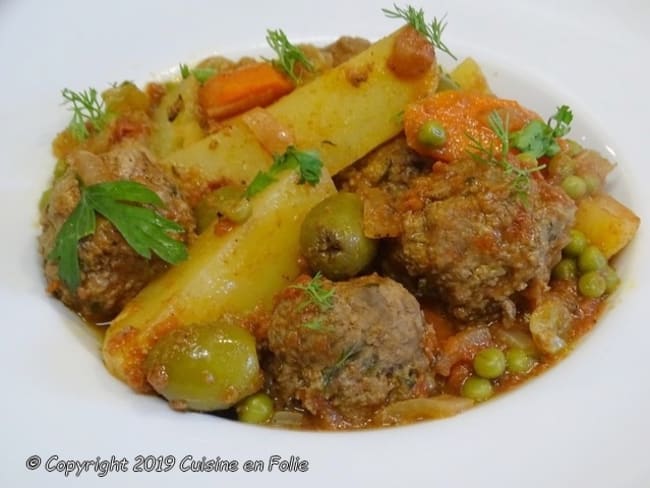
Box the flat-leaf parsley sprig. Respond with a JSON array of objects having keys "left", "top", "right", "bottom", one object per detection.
[
  {"left": 245, "top": 146, "right": 323, "bottom": 198},
  {"left": 510, "top": 105, "right": 574, "bottom": 158},
  {"left": 61, "top": 88, "right": 110, "bottom": 141},
  {"left": 382, "top": 4, "right": 457, "bottom": 60},
  {"left": 266, "top": 29, "right": 315, "bottom": 83},
  {"left": 467, "top": 111, "right": 546, "bottom": 200},
  {"left": 49, "top": 181, "right": 188, "bottom": 290}
]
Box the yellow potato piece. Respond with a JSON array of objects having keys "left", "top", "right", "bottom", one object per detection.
[
  {"left": 574, "top": 194, "right": 640, "bottom": 259},
  {"left": 163, "top": 27, "right": 437, "bottom": 183},
  {"left": 449, "top": 57, "right": 492, "bottom": 94},
  {"left": 103, "top": 170, "right": 335, "bottom": 391}
]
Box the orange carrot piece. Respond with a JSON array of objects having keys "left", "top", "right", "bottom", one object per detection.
[
  {"left": 199, "top": 62, "right": 295, "bottom": 121},
  {"left": 403, "top": 91, "right": 539, "bottom": 162}
]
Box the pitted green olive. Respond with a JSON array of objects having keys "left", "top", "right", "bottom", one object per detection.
[
  {"left": 145, "top": 322, "right": 262, "bottom": 411},
  {"left": 300, "top": 192, "right": 378, "bottom": 280}
]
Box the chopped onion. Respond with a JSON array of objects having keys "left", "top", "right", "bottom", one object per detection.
[
  {"left": 269, "top": 410, "right": 305, "bottom": 429},
  {"left": 374, "top": 395, "right": 474, "bottom": 426},
  {"left": 529, "top": 298, "right": 571, "bottom": 355},
  {"left": 242, "top": 107, "right": 295, "bottom": 156}
]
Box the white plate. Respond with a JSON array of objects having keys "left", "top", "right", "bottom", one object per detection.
[{"left": 1, "top": 0, "right": 648, "bottom": 486}]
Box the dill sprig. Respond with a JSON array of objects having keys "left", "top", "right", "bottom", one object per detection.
[
  {"left": 61, "top": 88, "right": 109, "bottom": 141},
  {"left": 266, "top": 29, "right": 314, "bottom": 83},
  {"left": 322, "top": 342, "right": 364, "bottom": 386},
  {"left": 467, "top": 111, "right": 546, "bottom": 201},
  {"left": 382, "top": 4, "right": 457, "bottom": 60},
  {"left": 290, "top": 272, "right": 335, "bottom": 311}
]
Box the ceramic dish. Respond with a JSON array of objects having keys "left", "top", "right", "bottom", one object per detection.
[{"left": 1, "top": 0, "right": 648, "bottom": 486}]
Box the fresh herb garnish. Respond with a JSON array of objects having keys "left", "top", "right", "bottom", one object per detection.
[
  {"left": 322, "top": 342, "right": 364, "bottom": 386},
  {"left": 179, "top": 63, "right": 216, "bottom": 84},
  {"left": 302, "top": 319, "right": 326, "bottom": 331},
  {"left": 49, "top": 181, "right": 188, "bottom": 290},
  {"left": 510, "top": 105, "right": 574, "bottom": 158},
  {"left": 245, "top": 146, "right": 323, "bottom": 198},
  {"left": 382, "top": 4, "right": 457, "bottom": 60},
  {"left": 61, "top": 88, "right": 109, "bottom": 141},
  {"left": 265, "top": 29, "right": 314, "bottom": 83},
  {"left": 290, "top": 272, "right": 335, "bottom": 311},
  {"left": 467, "top": 111, "right": 546, "bottom": 200}
]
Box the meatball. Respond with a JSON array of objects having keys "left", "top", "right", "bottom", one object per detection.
[
  {"left": 40, "top": 143, "right": 195, "bottom": 322},
  {"left": 383, "top": 157, "right": 576, "bottom": 321},
  {"left": 266, "top": 274, "right": 435, "bottom": 429}
]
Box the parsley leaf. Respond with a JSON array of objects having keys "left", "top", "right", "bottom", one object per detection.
[
  {"left": 467, "top": 111, "right": 546, "bottom": 201},
  {"left": 510, "top": 105, "right": 573, "bottom": 158},
  {"left": 49, "top": 181, "right": 188, "bottom": 290},
  {"left": 266, "top": 29, "right": 314, "bottom": 83},
  {"left": 61, "top": 88, "right": 109, "bottom": 141},
  {"left": 382, "top": 4, "right": 457, "bottom": 60},
  {"left": 244, "top": 146, "right": 323, "bottom": 198},
  {"left": 548, "top": 104, "right": 573, "bottom": 138}
]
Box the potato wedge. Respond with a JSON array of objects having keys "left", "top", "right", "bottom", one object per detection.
[
  {"left": 574, "top": 194, "right": 640, "bottom": 258},
  {"left": 449, "top": 57, "right": 492, "bottom": 94},
  {"left": 163, "top": 28, "right": 437, "bottom": 182},
  {"left": 103, "top": 170, "right": 336, "bottom": 391},
  {"left": 150, "top": 77, "right": 205, "bottom": 158}
]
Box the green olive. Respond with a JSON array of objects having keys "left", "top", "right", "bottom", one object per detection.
[
  {"left": 300, "top": 192, "right": 378, "bottom": 280},
  {"left": 552, "top": 258, "right": 577, "bottom": 281},
  {"left": 473, "top": 347, "right": 506, "bottom": 379},
  {"left": 236, "top": 392, "right": 274, "bottom": 424},
  {"left": 461, "top": 376, "right": 493, "bottom": 402},
  {"left": 561, "top": 175, "right": 587, "bottom": 200},
  {"left": 578, "top": 271, "right": 607, "bottom": 298},
  {"left": 145, "top": 322, "right": 262, "bottom": 411},
  {"left": 194, "top": 186, "right": 251, "bottom": 232},
  {"left": 563, "top": 229, "right": 588, "bottom": 257},
  {"left": 578, "top": 245, "right": 607, "bottom": 273},
  {"left": 505, "top": 348, "right": 535, "bottom": 374},
  {"left": 417, "top": 120, "right": 447, "bottom": 148}
]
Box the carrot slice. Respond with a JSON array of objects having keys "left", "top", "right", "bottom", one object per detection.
[
  {"left": 403, "top": 90, "right": 539, "bottom": 162},
  {"left": 199, "top": 62, "right": 295, "bottom": 121}
]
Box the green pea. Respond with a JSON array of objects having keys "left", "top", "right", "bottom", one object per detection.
[
  {"left": 461, "top": 376, "right": 493, "bottom": 402},
  {"left": 505, "top": 348, "right": 535, "bottom": 374},
  {"left": 578, "top": 271, "right": 607, "bottom": 298},
  {"left": 547, "top": 153, "right": 575, "bottom": 179},
  {"left": 552, "top": 258, "right": 577, "bottom": 281},
  {"left": 578, "top": 245, "right": 607, "bottom": 273},
  {"left": 563, "top": 229, "right": 588, "bottom": 257},
  {"left": 417, "top": 120, "right": 447, "bottom": 148},
  {"left": 583, "top": 174, "right": 601, "bottom": 194},
  {"left": 561, "top": 175, "right": 587, "bottom": 200},
  {"left": 473, "top": 347, "right": 506, "bottom": 379},
  {"left": 237, "top": 393, "right": 274, "bottom": 424},
  {"left": 601, "top": 266, "right": 620, "bottom": 294}
]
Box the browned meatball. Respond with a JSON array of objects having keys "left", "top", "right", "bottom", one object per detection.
[
  {"left": 266, "top": 274, "right": 435, "bottom": 429},
  {"left": 382, "top": 157, "right": 576, "bottom": 321},
  {"left": 39, "top": 143, "right": 195, "bottom": 322}
]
